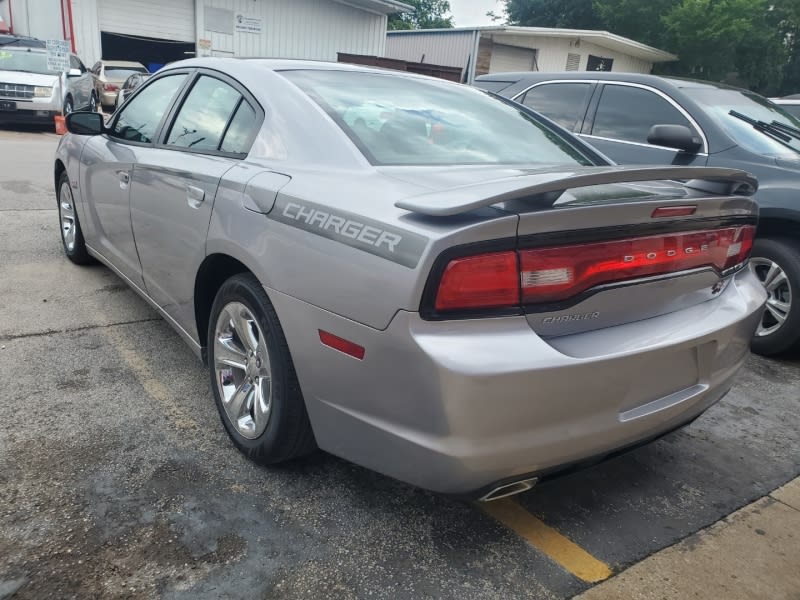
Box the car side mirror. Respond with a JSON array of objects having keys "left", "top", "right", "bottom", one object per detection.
[
  {"left": 647, "top": 124, "right": 703, "bottom": 153},
  {"left": 66, "top": 111, "right": 105, "bottom": 135},
  {"left": 67, "top": 68, "right": 82, "bottom": 78}
]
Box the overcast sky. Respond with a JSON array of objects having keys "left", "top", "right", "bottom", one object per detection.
[{"left": 447, "top": 0, "right": 506, "bottom": 27}]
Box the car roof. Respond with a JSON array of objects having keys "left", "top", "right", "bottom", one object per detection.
[
  {"left": 163, "top": 57, "right": 442, "bottom": 81},
  {"left": 474, "top": 71, "right": 748, "bottom": 92},
  {"left": 0, "top": 34, "right": 46, "bottom": 49},
  {"left": 102, "top": 60, "right": 148, "bottom": 68}
]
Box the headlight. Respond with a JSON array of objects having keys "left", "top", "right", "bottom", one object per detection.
[{"left": 34, "top": 86, "right": 53, "bottom": 98}]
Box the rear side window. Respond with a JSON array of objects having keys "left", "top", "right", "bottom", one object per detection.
[
  {"left": 592, "top": 85, "right": 697, "bottom": 144},
  {"left": 111, "top": 73, "right": 187, "bottom": 144},
  {"left": 166, "top": 76, "right": 242, "bottom": 152},
  {"left": 220, "top": 100, "right": 258, "bottom": 154},
  {"left": 520, "top": 83, "right": 593, "bottom": 130}
]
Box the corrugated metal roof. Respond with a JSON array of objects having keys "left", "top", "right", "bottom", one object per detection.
[
  {"left": 332, "top": 0, "right": 412, "bottom": 14},
  {"left": 387, "top": 25, "right": 677, "bottom": 62}
]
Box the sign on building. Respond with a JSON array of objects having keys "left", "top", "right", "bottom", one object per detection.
[
  {"left": 234, "top": 14, "right": 263, "bottom": 34},
  {"left": 46, "top": 39, "right": 70, "bottom": 72}
]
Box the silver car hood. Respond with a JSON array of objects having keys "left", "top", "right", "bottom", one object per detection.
[{"left": 0, "top": 70, "right": 59, "bottom": 86}]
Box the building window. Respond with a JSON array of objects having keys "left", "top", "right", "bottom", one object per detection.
[{"left": 587, "top": 55, "right": 614, "bottom": 71}]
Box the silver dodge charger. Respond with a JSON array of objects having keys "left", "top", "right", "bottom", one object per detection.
[{"left": 55, "top": 59, "right": 766, "bottom": 500}]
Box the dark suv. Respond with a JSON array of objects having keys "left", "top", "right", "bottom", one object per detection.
[{"left": 476, "top": 72, "right": 800, "bottom": 356}]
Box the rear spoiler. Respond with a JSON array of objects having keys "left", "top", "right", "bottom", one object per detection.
[{"left": 395, "top": 166, "right": 758, "bottom": 217}]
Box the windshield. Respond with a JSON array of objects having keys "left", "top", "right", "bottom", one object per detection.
[
  {"left": 686, "top": 87, "right": 800, "bottom": 157},
  {"left": 281, "top": 70, "right": 594, "bottom": 167},
  {"left": 0, "top": 48, "right": 56, "bottom": 75},
  {"left": 106, "top": 67, "right": 148, "bottom": 79}
]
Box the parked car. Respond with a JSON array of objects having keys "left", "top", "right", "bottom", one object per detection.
[
  {"left": 56, "top": 59, "right": 765, "bottom": 499},
  {"left": 116, "top": 72, "right": 151, "bottom": 107},
  {"left": 89, "top": 60, "right": 148, "bottom": 111},
  {"left": 772, "top": 97, "right": 800, "bottom": 119},
  {"left": 0, "top": 44, "right": 95, "bottom": 125},
  {"left": 476, "top": 72, "right": 800, "bottom": 356}
]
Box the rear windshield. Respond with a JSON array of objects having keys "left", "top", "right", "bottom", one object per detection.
[
  {"left": 106, "top": 67, "right": 148, "bottom": 78},
  {"left": 281, "top": 70, "right": 593, "bottom": 167}
]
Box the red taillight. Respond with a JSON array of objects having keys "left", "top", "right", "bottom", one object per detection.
[
  {"left": 435, "top": 251, "right": 519, "bottom": 311},
  {"left": 431, "top": 226, "right": 754, "bottom": 313},
  {"left": 520, "top": 226, "right": 754, "bottom": 304},
  {"left": 103, "top": 83, "right": 119, "bottom": 91}
]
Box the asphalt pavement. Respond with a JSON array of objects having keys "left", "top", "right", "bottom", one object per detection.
[{"left": 0, "top": 127, "right": 798, "bottom": 600}]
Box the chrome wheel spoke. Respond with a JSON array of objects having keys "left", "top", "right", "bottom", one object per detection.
[
  {"left": 234, "top": 311, "right": 258, "bottom": 353},
  {"left": 252, "top": 376, "right": 272, "bottom": 436},
  {"left": 766, "top": 303, "right": 787, "bottom": 324},
  {"left": 766, "top": 270, "right": 788, "bottom": 293},
  {"left": 767, "top": 297, "right": 791, "bottom": 315},
  {"left": 214, "top": 336, "right": 247, "bottom": 371},
  {"left": 227, "top": 380, "right": 254, "bottom": 422}
]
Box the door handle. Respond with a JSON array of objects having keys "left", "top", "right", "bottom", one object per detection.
[
  {"left": 118, "top": 171, "right": 130, "bottom": 189},
  {"left": 187, "top": 184, "right": 205, "bottom": 209}
]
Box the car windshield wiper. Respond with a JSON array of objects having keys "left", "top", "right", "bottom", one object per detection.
[
  {"left": 728, "top": 110, "right": 800, "bottom": 151},
  {"left": 768, "top": 120, "right": 800, "bottom": 140}
]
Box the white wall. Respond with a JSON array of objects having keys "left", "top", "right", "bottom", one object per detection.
[
  {"left": 492, "top": 34, "right": 654, "bottom": 74},
  {"left": 385, "top": 30, "right": 475, "bottom": 69},
  {"left": 70, "top": 0, "right": 101, "bottom": 65},
  {"left": 197, "top": 0, "right": 388, "bottom": 61},
  {"left": 2, "top": 0, "right": 64, "bottom": 41}
]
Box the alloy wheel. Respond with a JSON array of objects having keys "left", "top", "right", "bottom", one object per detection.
[
  {"left": 750, "top": 257, "right": 792, "bottom": 337},
  {"left": 213, "top": 302, "right": 273, "bottom": 439},
  {"left": 59, "top": 180, "right": 77, "bottom": 252}
]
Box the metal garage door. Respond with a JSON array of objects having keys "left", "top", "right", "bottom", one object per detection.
[
  {"left": 490, "top": 44, "right": 537, "bottom": 73},
  {"left": 99, "top": 0, "right": 195, "bottom": 42}
]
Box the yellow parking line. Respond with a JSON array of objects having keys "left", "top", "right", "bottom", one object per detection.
[{"left": 481, "top": 498, "right": 613, "bottom": 583}]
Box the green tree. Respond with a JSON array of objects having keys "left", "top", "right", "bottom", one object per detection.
[
  {"left": 503, "top": 0, "right": 602, "bottom": 29},
  {"left": 388, "top": 0, "right": 454, "bottom": 30},
  {"left": 662, "top": 0, "right": 786, "bottom": 95},
  {"left": 594, "top": 0, "right": 679, "bottom": 48}
]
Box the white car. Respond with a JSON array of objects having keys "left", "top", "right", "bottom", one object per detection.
[
  {"left": 771, "top": 96, "right": 800, "bottom": 119},
  {"left": 0, "top": 42, "right": 96, "bottom": 125}
]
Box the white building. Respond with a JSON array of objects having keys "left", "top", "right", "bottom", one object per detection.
[
  {"left": 0, "top": 0, "right": 409, "bottom": 69},
  {"left": 386, "top": 26, "right": 677, "bottom": 84}
]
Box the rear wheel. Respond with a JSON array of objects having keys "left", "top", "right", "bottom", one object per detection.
[
  {"left": 57, "top": 172, "right": 93, "bottom": 265},
  {"left": 89, "top": 93, "right": 97, "bottom": 113},
  {"left": 208, "top": 274, "right": 316, "bottom": 463},
  {"left": 749, "top": 237, "right": 800, "bottom": 356},
  {"left": 63, "top": 96, "right": 73, "bottom": 116}
]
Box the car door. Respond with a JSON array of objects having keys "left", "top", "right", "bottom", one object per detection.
[
  {"left": 129, "top": 72, "right": 261, "bottom": 331},
  {"left": 516, "top": 81, "right": 597, "bottom": 133},
  {"left": 580, "top": 83, "right": 708, "bottom": 166},
  {"left": 79, "top": 72, "right": 190, "bottom": 287},
  {"left": 68, "top": 55, "right": 91, "bottom": 109}
]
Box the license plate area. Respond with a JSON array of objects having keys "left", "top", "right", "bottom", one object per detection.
[
  {"left": 618, "top": 347, "right": 700, "bottom": 415},
  {"left": 0, "top": 100, "right": 17, "bottom": 111}
]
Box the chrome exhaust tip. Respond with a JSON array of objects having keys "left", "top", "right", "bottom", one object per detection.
[{"left": 479, "top": 477, "right": 538, "bottom": 502}]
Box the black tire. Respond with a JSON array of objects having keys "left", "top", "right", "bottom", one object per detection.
[
  {"left": 89, "top": 93, "right": 97, "bottom": 113},
  {"left": 56, "top": 171, "right": 94, "bottom": 265},
  {"left": 208, "top": 273, "right": 316, "bottom": 463},
  {"left": 749, "top": 237, "right": 800, "bottom": 356},
  {"left": 63, "top": 95, "right": 73, "bottom": 116}
]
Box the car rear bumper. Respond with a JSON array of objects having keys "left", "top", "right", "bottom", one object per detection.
[
  {"left": 100, "top": 91, "right": 117, "bottom": 107},
  {"left": 270, "top": 268, "right": 766, "bottom": 496}
]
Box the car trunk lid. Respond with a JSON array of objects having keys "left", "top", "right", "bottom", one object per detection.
[{"left": 397, "top": 166, "right": 758, "bottom": 337}]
